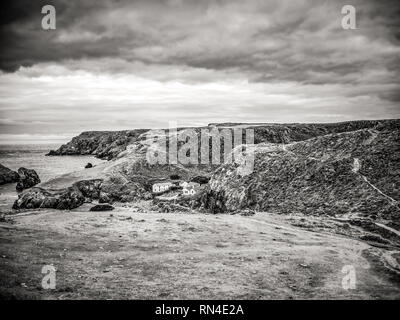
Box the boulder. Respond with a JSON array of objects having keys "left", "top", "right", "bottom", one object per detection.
[
  {"left": 85, "top": 163, "right": 93, "bottom": 169},
  {"left": 13, "top": 188, "right": 50, "bottom": 209},
  {"left": 16, "top": 167, "right": 40, "bottom": 192},
  {"left": 13, "top": 186, "right": 85, "bottom": 210},
  {"left": 12, "top": 179, "right": 105, "bottom": 211},
  {"left": 90, "top": 204, "right": 115, "bottom": 211},
  {"left": 12, "top": 179, "right": 106, "bottom": 210},
  {"left": 0, "top": 164, "right": 19, "bottom": 185}
]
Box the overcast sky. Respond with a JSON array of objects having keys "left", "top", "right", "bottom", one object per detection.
[{"left": 0, "top": 0, "right": 399, "bottom": 143}]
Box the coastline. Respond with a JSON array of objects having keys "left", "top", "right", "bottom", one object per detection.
[{"left": 0, "top": 144, "right": 106, "bottom": 213}]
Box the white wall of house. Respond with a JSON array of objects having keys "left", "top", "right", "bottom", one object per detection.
[
  {"left": 183, "top": 187, "right": 196, "bottom": 195},
  {"left": 153, "top": 183, "right": 172, "bottom": 193}
]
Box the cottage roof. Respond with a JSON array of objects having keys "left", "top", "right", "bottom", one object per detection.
[
  {"left": 187, "top": 182, "right": 200, "bottom": 187},
  {"left": 154, "top": 182, "right": 173, "bottom": 186},
  {"left": 184, "top": 184, "right": 200, "bottom": 191}
]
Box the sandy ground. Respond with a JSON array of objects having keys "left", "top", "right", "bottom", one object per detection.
[{"left": 0, "top": 207, "right": 400, "bottom": 300}]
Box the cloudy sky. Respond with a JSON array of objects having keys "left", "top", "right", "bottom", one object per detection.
[{"left": 0, "top": 0, "right": 399, "bottom": 143}]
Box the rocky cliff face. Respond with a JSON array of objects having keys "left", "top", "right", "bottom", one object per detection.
[{"left": 199, "top": 122, "right": 400, "bottom": 226}]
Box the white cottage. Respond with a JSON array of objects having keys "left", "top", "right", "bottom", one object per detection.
[
  {"left": 179, "top": 181, "right": 189, "bottom": 188},
  {"left": 182, "top": 182, "right": 200, "bottom": 196},
  {"left": 152, "top": 182, "right": 173, "bottom": 193}
]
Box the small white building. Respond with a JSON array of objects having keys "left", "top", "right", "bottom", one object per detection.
[
  {"left": 152, "top": 182, "right": 173, "bottom": 193},
  {"left": 179, "top": 181, "right": 189, "bottom": 188},
  {"left": 182, "top": 182, "right": 200, "bottom": 196},
  {"left": 183, "top": 186, "right": 196, "bottom": 196}
]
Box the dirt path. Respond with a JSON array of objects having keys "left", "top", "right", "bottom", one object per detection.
[{"left": 0, "top": 208, "right": 399, "bottom": 299}]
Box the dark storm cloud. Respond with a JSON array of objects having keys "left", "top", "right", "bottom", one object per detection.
[
  {"left": 1, "top": 0, "right": 399, "bottom": 83},
  {"left": 0, "top": 0, "right": 123, "bottom": 71}
]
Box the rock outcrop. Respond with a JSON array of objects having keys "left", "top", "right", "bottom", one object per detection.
[
  {"left": 12, "top": 187, "right": 84, "bottom": 210},
  {"left": 13, "top": 179, "right": 102, "bottom": 210},
  {"left": 15, "top": 167, "right": 40, "bottom": 192},
  {"left": 85, "top": 163, "right": 93, "bottom": 169},
  {"left": 0, "top": 164, "right": 19, "bottom": 185}
]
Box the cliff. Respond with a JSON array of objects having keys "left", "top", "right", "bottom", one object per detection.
[{"left": 46, "top": 129, "right": 148, "bottom": 160}]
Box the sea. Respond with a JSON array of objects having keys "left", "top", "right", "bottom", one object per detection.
[{"left": 0, "top": 144, "right": 105, "bottom": 212}]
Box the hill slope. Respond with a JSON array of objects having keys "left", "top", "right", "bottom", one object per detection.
[{"left": 200, "top": 125, "right": 400, "bottom": 227}]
